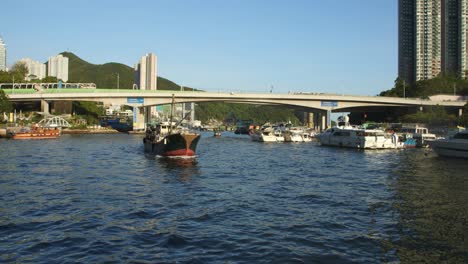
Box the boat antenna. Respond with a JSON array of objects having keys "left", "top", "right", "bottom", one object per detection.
[{"left": 169, "top": 94, "right": 175, "bottom": 134}]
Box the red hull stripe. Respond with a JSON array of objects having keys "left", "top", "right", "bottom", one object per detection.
[{"left": 163, "top": 149, "right": 196, "bottom": 157}]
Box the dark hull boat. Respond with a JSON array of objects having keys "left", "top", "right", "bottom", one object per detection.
[
  {"left": 143, "top": 132, "right": 200, "bottom": 157},
  {"left": 100, "top": 116, "right": 133, "bottom": 133},
  {"left": 144, "top": 94, "right": 201, "bottom": 158}
]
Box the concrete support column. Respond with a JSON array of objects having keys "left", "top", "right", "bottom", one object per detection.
[
  {"left": 308, "top": 112, "right": 314, "bottom": 128},
  {"left": 327, "top": 110, "right": 332, "bottom": 128},
  {"left": 459, "top": 108, "right": 463, "bottom": 117},
  {"left": 321, "top": 111, "right": 327, "bottom": 131},
  {"left": 41, "top": 100, "right": 49, "bottom": 114},
  {"left": 132, "top": 106, "right": 146, "bottom": 131},
  {"left": 190, "top": 102, "right": 195, "bottom": 122},
  {"left": 315, "top": 112, "right": 321, "bottom": 131},
  {"left": 144, "top": 106, "right": 152, "bottom": 124},
  {"left": 419, "top": 106, "right": 423, "bottom": 112}
]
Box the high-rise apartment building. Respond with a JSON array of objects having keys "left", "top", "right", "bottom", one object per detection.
[
  {"left": 134, "top": 53, "right": 157, "bottom": 90},
  {"left": 399, "top": 0, "right": 468, "bottom": 83},
  {"left": 0, "top": 36, "right": 6, "bottom": 71},
  {"left": 19, "top": 58, "right": 46, "bottom": 80},
  {"left": 134, "top": 53, "right": 158, "bottom": 118},
  {"left": 47, "top": 54, "right": 69, "bottom": 82}
]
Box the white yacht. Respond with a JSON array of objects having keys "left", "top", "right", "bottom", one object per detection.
[
  {"left": 284, "top": 127, "right": 313, "bottom": 142},
  {"left": 250, "top": 124, "right": 284, "bottom": 142},
  {"left": 428, "top": 129, "right": 468, "bottom": 159},
  {"left": 316, "top": 116, "right": 400, "bottom": 149}
]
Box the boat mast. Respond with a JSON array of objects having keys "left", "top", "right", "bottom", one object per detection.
[{"left": 169, "top": 94, "right": 175, "bottom": 134}]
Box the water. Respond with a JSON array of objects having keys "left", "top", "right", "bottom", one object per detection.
[{"left": 0, "top": 132, "right": 467, "bottom": 263}]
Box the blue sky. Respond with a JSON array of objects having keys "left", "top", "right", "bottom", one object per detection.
[{"left": 1, "top": 0, "right": 397, "bottom": 95}]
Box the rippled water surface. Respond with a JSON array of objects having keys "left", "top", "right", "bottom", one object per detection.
[{"left": 1, "top": 132, "right": 467, "bottom": 263}]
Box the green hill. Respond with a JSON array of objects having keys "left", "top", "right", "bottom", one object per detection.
[
  {"left": 61, "top": 52, "right": 183, "bottom": 90},
  {"left": 61, "top": 52, "right": 302, "bottom": 124}
]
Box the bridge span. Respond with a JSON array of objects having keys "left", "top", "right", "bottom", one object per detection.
[{"left": 4, "top": 89, "right": 467, "bottom": 130}]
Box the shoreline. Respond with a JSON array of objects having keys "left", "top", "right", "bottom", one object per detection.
[{"left": 62, "top": 129, "right": 145, "bottom": 134}]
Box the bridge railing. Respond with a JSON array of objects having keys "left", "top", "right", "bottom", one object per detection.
[{"left": 0, "top": 83, "right": 96, "bottom": 89}]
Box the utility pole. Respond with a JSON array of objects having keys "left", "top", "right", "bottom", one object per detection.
[
  {"left": 117, "top": 73, "right": 120, "bottom": 90},
  {"left": 453, "top": 83, "right": 456, "bottom": 96}
]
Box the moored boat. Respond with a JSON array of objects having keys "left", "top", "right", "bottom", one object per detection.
[
  {"left": 316, "top": 116, "right": 400, "bottom": 149},
  {"left": 428, "top": 128, "right": 468, "bottom": 159},
  {"left": 11, "top": 126, "right": 61, "bottom": 140},
  {"left": 250, "top": 124, "right": 284, "bottom": 142},
  {"left": 100, "top": 116, "right": 133, "bottom": 133},
  {"left": 396, "top": 125, "right": 436, "bottom": 148},
  {"left": 284, "top": 126, "right": 313, "bottom": 142}
]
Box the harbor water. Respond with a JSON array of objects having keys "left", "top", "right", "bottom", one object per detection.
[{"left": 0, "top": 132, "right": 467, "bottom": 263}]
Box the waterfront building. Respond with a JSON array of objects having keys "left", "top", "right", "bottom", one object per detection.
[
  {"left": 19, "top": 58, "right": 46, "bottom": 80},
  {"left": 47, "top": 54, "right": 69, "bottom": 82},
  {"left": 0, "top": 36, "right": 6, "bottom": 71},
  {"left": 134, "top": 53, "right": 157, "bottom": 90},
  {"left": 399, "top": 0, "right": 468, "bottom": 84}
]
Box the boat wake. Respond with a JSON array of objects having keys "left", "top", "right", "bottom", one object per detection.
[{"left": 155, "top": 155, "right": 198, "bottom": 160}]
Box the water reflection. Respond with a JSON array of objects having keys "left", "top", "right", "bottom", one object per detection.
[{"left": 388, "top": 150, "right": 468, "bottom": 263}]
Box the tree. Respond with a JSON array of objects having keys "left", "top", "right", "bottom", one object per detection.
[
  {"left": 41, "top": 76, "right": 59, "bottom": 83},
  {"left": 0, "top": 89, "right": 12, "bottom": 113},
  {"left": 380, "top": 77, "right": 409, "bottom": 97},
  {"left": 10, "top": 61, "right": 29, "bottom": 82}
]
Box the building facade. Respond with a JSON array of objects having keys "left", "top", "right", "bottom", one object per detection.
[
  {"left": 134, "top": 53, "right": 157, "bottom": 90},
  {"left": 399, "top": 0, "right": 468, "bottom": 83},
  {"left": 134, "top": 53, "right": 158, "bottom": 118},
  {"left": 0, "top": 37, "right": 6, "bottom": 71},
  {"left": 47, "top": 54, "right": 69, "bottom": 82},
  {"left": 19, "top": 58, "right": 46, "bottom": 80}
]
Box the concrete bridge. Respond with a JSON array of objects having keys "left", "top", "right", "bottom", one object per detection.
[{"left": 4, "top": 88, "right": 466, "bottom": 130}]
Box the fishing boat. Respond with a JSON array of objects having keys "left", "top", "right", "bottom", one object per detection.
[
  {"left": 428, "top": 128, "right": 468, "bottom": 159},
  {"left": 143, "top": 123, "right": 200, "bottom": 157},
  {"left": 143, "top": 95, "right": 201, "bottom": 158},
  {"left": 11, "top": 126, "right": 61, "bottom": 140}
]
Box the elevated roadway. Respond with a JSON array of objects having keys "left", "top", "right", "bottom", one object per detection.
[{"left": 4, "top": 88, "right": 466, "bottom": 130}]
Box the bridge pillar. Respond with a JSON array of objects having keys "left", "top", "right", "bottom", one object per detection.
[
  {"left": 145, "top": 106, "right": 152, "bottom": 124},
  {"left": 321, "top": 114, "right": 326, "bottom": 131},
  {"left": 459, "top": 108, "right": 463, "bottom": 117},
  {"left": 41, "top": 100, "right": 50, "bottom": 114},
  {"left": 132, "top": 107, "right": 146, "bottom": 131},
  {"left": 305, "top": 112, "right": 314, "bottom": 128}
]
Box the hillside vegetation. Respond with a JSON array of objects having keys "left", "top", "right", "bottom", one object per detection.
[
  {"left": 62, "top": 52, "right": 182, "bottom": 90},
  {"left": 380, "top": 75, "right": 468, "bottom": 98},
  {"left": 379, "top": 75, "right": 468, "bottom": 126},
  {"left": 60, "top": 52, "right": 302, "bottom": 124}
]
